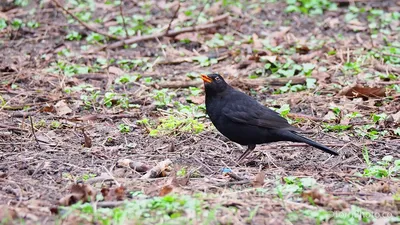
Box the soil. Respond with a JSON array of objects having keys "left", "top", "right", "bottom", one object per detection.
[{"left": 0, "top": 0, "right": 399, "bottom": 224}]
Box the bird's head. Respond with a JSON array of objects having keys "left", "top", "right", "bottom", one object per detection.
[{"left": 201, "top": 73, "right": 229, "bottom": 94}]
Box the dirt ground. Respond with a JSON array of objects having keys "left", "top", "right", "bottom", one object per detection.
[{"left": 1, "top": 0, "right": 400, "bottom": 224}]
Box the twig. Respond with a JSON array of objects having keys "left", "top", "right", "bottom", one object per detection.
[
  {"left": 287, "top": 113, "right": 332, "bottom": 122},
  {"left": 119, "top": 1, "right": 129, "bottom": 38},
  {"left": 96, "top": 201, "right": 125, "bottom": 208},
  {"left": 225, "top": 172, "right": 245, "bottom": 181},
  {"left": 0, "top": 124, "right": 28, "bottom": 133},
  {"left": 102, "top": 166, "right": 120, "bottom": 187},
  {"left": 29, "top": 116, "right": 42, "bottom": 150},
  {"left": 214, "top": 180, "right": 251, "bottom": 187},
  {"left": 141, "top": 159, "right": 172, "bottom": 179},
  {"left": 156, "top": 76, "right": 307, "bottom": 89},
  {"left": 51, "top": 0, "right": 122, "bottom": 40},
  {"left": 165, "top": 2, "right": 180, "bottom": 35},
  {"left": 87, "top": 13, "right": 229, "bottom": 53},
  {"left": 86, "top": 175, "right": 114, "bottom": 185}
]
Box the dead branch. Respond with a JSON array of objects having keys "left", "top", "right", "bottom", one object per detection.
[
  {"left": 165, "top": 3, "right": 180, "bottom": 35},
  {"left": 29, "top": 116, "right": 42, "bottom": 150},
  {"left": 119, "top": 1, "right": 129, "bottom": 39},
  {"left": 96, "top": 201, "right": 125, "bottom": 208},
  {"left": 88, "top": 13, "right": 229, "bottom": 53},
  {"left": 157, "top": 80, "right": 202, "bottom": 88},
  {"left": 225, "top": 172, "right": 245, "bottom": 181},
  {"left": 51, "top": 0, "right": 122, "bottom": 40},
  {"left": 287, "top": 113, "right": 332, "bottom": 122},
  {"left": 141, "top": 159, "right": 172, "bottom": 179},
  {"left": 374, "top": 64, "right": 400, "bottom": 75},
  {"left": 156, "top": 76, "right": 307, "bottom": 89},
  {"left": 0, "top": 124, "right": 28, "bottom": 133}
]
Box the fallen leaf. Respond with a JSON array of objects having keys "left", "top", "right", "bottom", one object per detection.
[
  {"left": 40, "top": 105, "right": 56, "bottom": 113},
  {"left": 312, "top": 71, "right": 331, "bottom": 84},
  {"left": 174, "top": 33, "right": 200, "bottom": 43},
  {"left": 302, "top": 188, "right": 349, "bottom": 210},
  {"left": 82, "top": 129, "right": 92, "bottom": 148},
  {"left": 101, "top": 186, "right": 125, "bottom": 201},
  {"left": 108, "top": 66, "right": 124, "bottom": 76},
  {"left": 117, "top": 159, "right": 151, "bottom": 172},
  {"left": 54, "top": 100, "right": 72, "bottom": 116},
  {"left": 339, "top": 84, "right": 387, "bottom": 99},
  {"left": 59, "top": 184, "right": 96, "bottom": 206},
  {"left": 392, "top": 111, "right": 400, "bottom": 123},
  {"left": 188, "top": 95, "right": 205, "bottom": 104},
  {"left": 159, "top": 185, "right": 174, "bottom": 196},
  {"left": 291, "top": 50, "right": 322, "bottom": 63},
  {"left": 141, "top": 159, "right": 172, "bottom": 179},
  {"left": 0, "top": 205, "right": 17, "bottom": 222},
  {"left": 252, "top": 33, "right": 263, "bottom": 49},
  {"left": 367, "top": 181, "right": 391, "bottom": 193},
  {"left": 252, "top": 171, "right": 265, "bottom": 188},
  {"left": 295, "top": 45, "right": 310, "bottom": 54},
  {"left": 346, "top": 19, "right": 368, "bottom": 31},
  {"left": 69, "top": 115, "right": 99, "bottom": 122}
]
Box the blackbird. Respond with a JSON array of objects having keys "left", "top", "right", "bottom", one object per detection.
[{"left": 201, "top": 73, "right": 339, "bottom": 162}]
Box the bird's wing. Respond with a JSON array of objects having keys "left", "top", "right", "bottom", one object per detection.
[{"left": 222, "top": 99, "right": 295, "bottom": 130}]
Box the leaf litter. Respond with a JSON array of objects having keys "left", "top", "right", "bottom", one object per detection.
[{"left": 0, "top": 0, "right": 400, "bottom": 224}]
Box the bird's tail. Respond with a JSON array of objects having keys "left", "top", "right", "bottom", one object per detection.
[{"left": 284, "top": 131, "right": 339, "bottom": 156}]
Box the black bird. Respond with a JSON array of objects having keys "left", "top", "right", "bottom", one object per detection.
[{"left": 201, "top": 73, "right": 339, "bottom": 162}]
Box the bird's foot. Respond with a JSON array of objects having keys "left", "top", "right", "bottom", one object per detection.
[{"left": 236, "top": 144, "right": 256, "bottom": 164}]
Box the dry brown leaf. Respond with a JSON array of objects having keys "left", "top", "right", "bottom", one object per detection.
[
  {"left": 188, "top": 95, "right": 205, "bottom": 104},
  {"left": 159, "top": 185, "right": 174, "bottom": 196},
  {"left": 141, "top": 159, "right": 172, "bottom": 179},
  {"left": 339, "top": 84, "right": 387, "bottom": 99},
  {"left": 174, "top": 33, "right": 200, "bottom": 43},
  {"left": 54, "top": 100, "right": 72, "bottom": 116},
  {"left": 40, "top": 105, "right": 56, "bottom": 113},
  {"left": 0, "top": 205, "right": 17, "bottom": 222},
  {"left": 159, "top": 169, "right": 190, "bottom": 196},
  {"left": 367, "top": 181, "right": 392, "bottom": 193},
  {"left": 108, "top": 66, "right": 124, "bottom": 76},
  {"left": 252, "top": 171, "right": 265, "bottom": 188},
  {"left": 312, "top": 71, "right": 331, "bottom": 84},
  {"left": 302, "top": 188, "right": 349, "bottom": 210},
  {"left": 291, "top": 50, "right": 322, "bottom": 63},
  {"left": 295, "top": 45, "right": 310, "bottom": 54},
  {"left": 82, "top": 129, "right": 92, "bottom": 148},
  {"left": 252, "top": 33, "right": 263, "bottom": 49},
  {"left": 101, "top": 186, "right": 125, "bottom": 201},
  {"left": 117, "top": 159, "right": 151, "bottom": 172},
  {"left": 59, "top": 183, "right": 96, "bottom": 206},
  {"left": 69, "top": 115, "right": 99, "bottom": 122},
  {"left": 347, "top": 20, "right": 367, "bottom": 31},
  {"left": 392, "top": 111, "right": 400, "bottom": 123}
]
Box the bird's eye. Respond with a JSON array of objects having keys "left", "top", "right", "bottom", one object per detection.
[{"left": 215, "top": 77, "right": 220, "bottom": 81}]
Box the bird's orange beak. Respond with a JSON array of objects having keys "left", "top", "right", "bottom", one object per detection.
[{"left": 201, "top": 74, "right": 212, "bottom": 83}]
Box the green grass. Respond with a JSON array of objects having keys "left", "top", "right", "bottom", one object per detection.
[{"left": 57, "top": 194, "right": 219, "bottom": 225}]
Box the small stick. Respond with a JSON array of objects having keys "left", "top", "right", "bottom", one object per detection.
[
  {"left": 51, "top": 0, "right": 121, "bottom": 40},
  {"left": 88, "top": 13, "right": 229, "bottom": 53},
  {"left": 165, "top": 2, "right": 181, "bottom": 35},
  {"left": 119, "top": 1, "right": 129, "bottom": 38},
  {"left": 29, "top": 116, "right": 42, "bottom": 150},
  {"left": 0, "top": 124, "right": 28, "bottom": 133}
]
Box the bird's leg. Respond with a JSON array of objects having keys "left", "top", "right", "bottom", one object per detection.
[{"left": 237, "top": 144, "right": 256, "bottom": 162}]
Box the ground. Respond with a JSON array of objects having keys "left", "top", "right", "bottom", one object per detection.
[{"left": 0, "top": 0, "right": 400, "bottom": 224}]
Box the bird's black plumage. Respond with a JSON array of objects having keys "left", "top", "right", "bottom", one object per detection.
[{"left": 201, "top": 73, "right": 339, "bottom": 162}]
